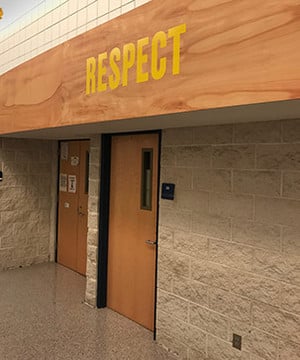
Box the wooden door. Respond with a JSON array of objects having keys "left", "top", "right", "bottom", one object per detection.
[
  {"left": 107, "top": 133, "right": 159, "bottom": 331},
  {"left": 57, "top": 140, "right": 90, "bottom": 275}
]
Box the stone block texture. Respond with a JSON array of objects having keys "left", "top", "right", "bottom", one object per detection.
[
  {"left": 85, "top": 136, "right": 101, "bottom": 307},
  {"left": 0, "top": 138, "right": 57, "bottom": 270},
  {"left": 157, "top": 120, "right": 300, "bottom": 360}
]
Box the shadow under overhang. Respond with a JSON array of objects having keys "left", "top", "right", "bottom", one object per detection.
[{"left": 2, "top": 99, "right": 300, "bottom": 140}]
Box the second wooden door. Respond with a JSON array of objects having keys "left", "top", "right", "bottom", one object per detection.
[{"left": 57, "top": 140, "right": 90, "bottom": 275}]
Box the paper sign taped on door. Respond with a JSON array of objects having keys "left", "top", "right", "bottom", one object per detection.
[
  {"left": 60, "top": 142, "right": 68, "bottom": 160},
  {"left": 71, "top": 156, "right": 80, "bottom": 166},
  {"left": 59, "top": 173, "right": 67, "bottom": 192},
  {"left": 68, "top": 175, "right": 77, "bottom": 193}
]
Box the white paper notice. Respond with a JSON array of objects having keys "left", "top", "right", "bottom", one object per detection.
[
  {"left": 59, "top": 173, "right": 67, "bottom": 192},
  {"left": 61, "top": 142, "right": 68, "bottom": 160},
  {"left": 68, "top": 175, "right": 77, "bottom": 193}
]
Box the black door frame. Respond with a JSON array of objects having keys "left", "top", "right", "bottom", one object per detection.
[{"left": 96, "top": 130, "right": 161, "bottom": 337}]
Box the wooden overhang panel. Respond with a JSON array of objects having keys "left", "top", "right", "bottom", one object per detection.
[{"left": 0, "top": 0, "right": 300, "bottom": 134}]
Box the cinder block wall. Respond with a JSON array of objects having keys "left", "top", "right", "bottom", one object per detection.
[
  {"left": 157, "top": 119, "right": 300, "bottom": 360},
  {"left": 0, "top": 138, "right": 57, "bottom": 270},
  {"left": 85, "top": 135, "right": 101, "bottom": 306}
]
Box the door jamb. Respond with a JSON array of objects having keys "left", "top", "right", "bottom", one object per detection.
[{"left": 96, "top": 130, "right": 161, "bottom": 338}]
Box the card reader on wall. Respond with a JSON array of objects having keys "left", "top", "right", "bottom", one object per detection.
[
  {"left": 0, "top": 171, "right": 2, "bottom": 182},
  {"left": 161, "top": 183, "right": 175, "bottom": 200}
]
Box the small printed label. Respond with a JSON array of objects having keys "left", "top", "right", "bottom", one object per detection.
[
  {"left": 59, "top": 173, "right": 67, "bottom": 192},
  {"left": 68, "top": 175, "right": 77, "bottom": 193}
]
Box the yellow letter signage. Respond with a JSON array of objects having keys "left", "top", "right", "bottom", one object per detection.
[{"left": 85, "top": 23, "right": 186, "bottom": 95}]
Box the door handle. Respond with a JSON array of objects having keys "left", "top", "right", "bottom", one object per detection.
[
  {"left": 78, "top": 206, "right": 85, "bottom": 216},
  {"left": 145, "top": 240, "right": 157, "bottom": 246}
]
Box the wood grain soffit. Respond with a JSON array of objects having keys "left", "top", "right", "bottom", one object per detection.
[{"left": 1, "top": 0, "right": 300, "bottom": 134}]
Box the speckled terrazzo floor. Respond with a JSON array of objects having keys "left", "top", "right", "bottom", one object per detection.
[{"left": 0, "top": 263, "right": 176, "bottom": 360}]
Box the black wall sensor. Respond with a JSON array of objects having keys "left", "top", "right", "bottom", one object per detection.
[{"left": 161, "top": 183, "right": 175, "bottom": 200}]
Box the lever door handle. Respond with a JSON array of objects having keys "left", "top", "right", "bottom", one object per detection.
[
  {"left": 78, "top": 206, "right": 85, "bottom": 216},
  {"left": 145, "top": 240, "right": 157, "bottom": 246}
]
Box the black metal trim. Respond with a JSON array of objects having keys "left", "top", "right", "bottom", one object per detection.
[
  {"left": 58, "top": 138, "right": 91, "bottom": 142},
  {"left": 97, "top": 134, "right": 111, "bottom": 308},
  {"left": 55, "top": 141, "right": 61, "bottom": 263}
]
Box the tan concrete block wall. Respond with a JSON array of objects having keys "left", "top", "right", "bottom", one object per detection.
[
  {"left": 0, "top": 138, "right": 57, "bottom": 270},
  {"left": 157, "top": 119, "right": 300, "bottom": 360},
  {"left": 85, "top": 135, "right": 101, "bottom": 307}
]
